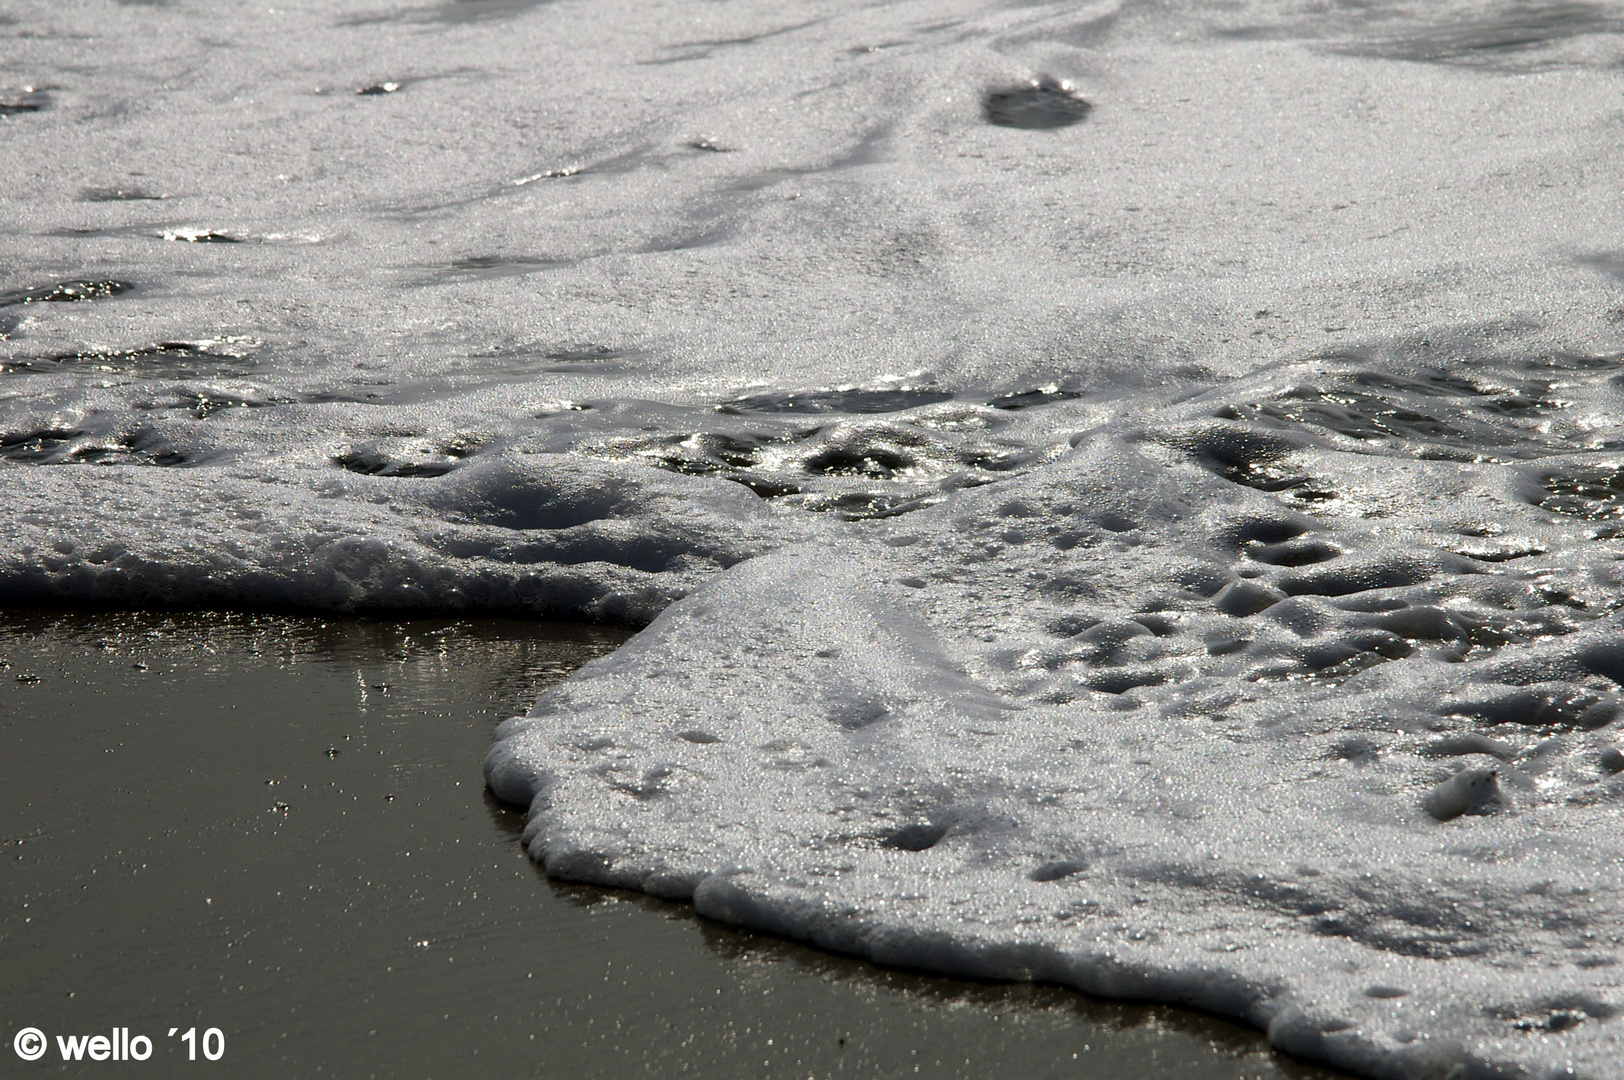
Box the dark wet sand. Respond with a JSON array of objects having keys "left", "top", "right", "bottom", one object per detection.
[{"left": 0, "top": 610, "right": 1344, "bottom": 1078}]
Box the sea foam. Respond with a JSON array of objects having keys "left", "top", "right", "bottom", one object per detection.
[{"left": 6, "top": 0, "right": 1624, "bottom": 1074}]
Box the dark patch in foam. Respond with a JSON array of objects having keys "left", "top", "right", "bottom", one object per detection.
[
  {"left": 1490, "top": 995, "right": 1618, "bottom": 1033},
  {"left": 882, "top": 821, "right": 948, "bottom": 851},
  {"left": 987, "top": 387, "right": 1084, "bottom": 410},
  {"left": 0, "top": 428, "right": 80, "bottom": 463},
  {"left": 1068, "top": 619, "right": 1154, "bottom": 661},
  {"left": 1085, "top": 668, "right": 1167, "bottom": 694},
  {"left": 676, "top": 730, "right": 720, "bottom": 744},
  {"left": 983, "top": 77, "right": 1092, "bottom": 130},
  {"left": 797, "top": 492, "right": 941, "bottom": 521},
  {"left": 1177, "top": 423, "right": 1331, "bottom": 498},
  {"left": 1456, "top": 539, "right": 1547, "bottom": 562},
  {"left": 1220, "top": 516, "right": 1314, "bottom": 547},
  {"left": 1, "top": 339, "right": 258, "bottom": 379},
  {"left": 1365, "top": 985, "right": 1410, "bottom": 999},
  {"left": 957, "top": 447, "right": 1027, "bottom": 472},
  {"left": 830, "top": 696, "right": 889, "bottom": 730},
  {"left": 1338, "top": 630, "right": 1414, "bottom": 660},
  {"left": 1216, "top": 365, "right": 1583, "bottom": 462},
  {"left": 1174, "top": 564, "right": 1230, "bottom": 597},
  {"left": 437, "top": 0, "right": 551, "bottom": 22},
  {"left": 717, "top": 388, "right": 953, "bottom": 415},
  {"left": 1539, "top": 466, "right": 1624, "bottom": 520},
  {"left": 1279, "top": 558, "right": 1442, "bottom": 598},
  {"left": 433, "top": 470, "right": 625, "bottom": 532},
  {"left": 803, "top": 446, "right": 915, "bottom": 479},
  {"left": 628, "top": 405, "right": 1025, "bottom": 522},
  {"left": 542, "top": 345, "right": 639, "bottom": 369},
  {"left": 1246, "top": 538, "right": 1341, "bottom": 567},
  {"left": 1448, "top": 687, "right": 1620, "bottom": 731},
  {"left": 79, "top": 186, "right": 164, "bottom": 202},
  {"left": 334, "top": 432, "right": 482, "bottom": 479},
  {"left": 1420, "top": 734, "right": 1516, "bottom": 760},
  {"left": 726, "top": 475, "right": 803, "bottom": 498},
  {"left": 181, "top": 391, "right": 293, "bottom": 420},
  {"left": 0, "top": 279, "right": 131, "bottom": 308},
  {"left": 1212, "top": 581, "right": 1285, "bottom": 617},
  {"left": 0, "top": 87, "right": 47, "bottom": 115},
  {"left": 1370, "top": 606, "right": 1475, "bottom": 644},
  {"left": 0, "top": 427, "right": 187, "bottom": 467},
  {"left": 625, "top": 419, "right": 1011, "bottom": 513},
  {"left": 163, "top": 229, "right": 240, "bottom": 243},
  {"left": 1339, "top": 3, "right": 1624, "bottom": 67},
  {"left": 1578, "top": 251, "right": 1624, "bottom": 280},
  {"left": 1130, "top": 613, "right": 1176, "bottom": 636},
  {"left": 458, "top": 344, "right": 642, "bottom": 377},
  {"left": 334, "top": 450, "right": 460, "bottom": 479},
  {"left": 1220, "top": 387, "right": 1457, "bottom": 442},
  {"left": 433, "top": 255, "right": 564, "bottom": 279},
  {"left": 1030, "top": 860, "right": 1087, "bottom": 882},
  {"left": 1301, "top": 643, "right": 1368, "bottom": 673},
  {"left": 633, "top": 430, "right": 818, "bottom": 496},
  {"left": 646, "top": 433, "right": 770, "bottom": 475},
  {"left": 338, "top": 0, "right": 553, "bottom": 26},
  {"left": 1330, "top": 737, "right": 1381, "bottom": 764},
  {"left": 1578, "top": 642, "right": 1624, "bottom": 685}
]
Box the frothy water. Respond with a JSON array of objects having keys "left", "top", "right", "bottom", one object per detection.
[{"left": 5, "top": 0, "right": 1624, "bottom": 1076}]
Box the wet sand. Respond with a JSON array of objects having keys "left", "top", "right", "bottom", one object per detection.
[{"left": 1, "top": 610, "right": 1342, "bottom": 1078}]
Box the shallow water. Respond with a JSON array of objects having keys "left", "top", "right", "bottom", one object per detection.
[{"left": 0, "top": 610, "right": 1340, "bottom": 1078}]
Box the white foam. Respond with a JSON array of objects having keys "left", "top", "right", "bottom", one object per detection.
[
  {"left": 7, "top": 0, "right": 1624, "bottom": 1074},
  {"left": 492, "top": 406, "right": 1624, "bottom": 1078},
  {"left": 0, "top": 448, "right": 805, "bottom": 621}
]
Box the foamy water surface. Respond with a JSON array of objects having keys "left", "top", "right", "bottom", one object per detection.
[{"left": 5, "top": 1, "right": 1624, "bottom": 1075}]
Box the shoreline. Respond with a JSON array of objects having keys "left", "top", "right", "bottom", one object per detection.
[{"left": 0, "top": 606, "right": 1343, "bottom": 1078}]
